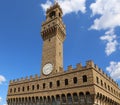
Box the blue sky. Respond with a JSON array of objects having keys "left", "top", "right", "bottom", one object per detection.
[{"left": 0, "top": 0, "right": 120, "bottom": 104}]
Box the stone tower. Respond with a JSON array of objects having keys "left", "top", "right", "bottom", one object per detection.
[{"left": 41, "top": 3, "right": 66, "bottom": 76}]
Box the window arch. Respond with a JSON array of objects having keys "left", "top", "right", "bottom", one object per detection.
[
  {"left": 73, "top": 93, "right": 78, "bottom": 103},
  {"left": 67, "top": 93, "right": 72, "bottom": 104},
  {"left": 56, "top": 95, "right": 60, "bottom": 104},
  {"left": 73, "top": 77, "right": 77, "bottom": 84},
  {"left": 101, "top": 80, "right": 103, "bottom": 86},
  {"left": 14, "top": 88, "right": 16, "bottom": 93},
  {"left": 79, "top": 92, "right": 85, "bottom": 104},
  {"left": 18, "top": 87, "right": 20, "bottom": 92},
  {"left": 51, "top": 96, "right": 55, "bottom": 105},
  {"left": 27, "top": 86, "right": 29, "bottom": 91},
  {"left": 49, "top": 11, "right": 56, "bottom": 19},
  {"left": 37, "top": 84, "right": 39, "bottom": 90},
  {"left": 108, "top": 85, "right": 110, "bottom": 91},
  {"left": 50, "top": 82, "right": 52, "bottom": 88},
  {"left": 65, "top": 79, "right": 68, "bottom": 85},
  {"left": 104, "top": 82, "right": 107, "bottom": 89},
  {"left": 22, "top": 87, "right": 25, "bottom": 92},
  {"left": 43, "top": 83, "right": 45, "bottom": 89},
  {"left": 59, "top": 13, "right": 61, "bottom": 17},
  {"left": 96, "top": 77, "right": 99, "bottom": 84},
  {"left": 57, "top": 80, "right": 60, "bottom": 87},
  {"left": 10, "top": 88, "right": 12, "bottom": 93},
  {"left": 86, "top": 92, "right": 92, "bottom": 104},
  {"left": 111, "top": 87, "right": 113, "bottom": 93},
  {"left": 61, "top": 94, "right": 66, "bottom": 103},
  {"left": 32, "top": 85, "right": 35, "bottom": 90},
  {"left": 83, "top": 75, "right": 87, "bottom": 82}
]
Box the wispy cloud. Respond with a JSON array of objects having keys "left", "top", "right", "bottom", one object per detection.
[
  {"left": 90, "top": 0, "right": 120, "bottom": 56},
  {"left": 0, "top": 97, "right": 2, "bottom": 102},
  {"left": 41, "top": 0, "right": 86, "bottom": 15},
  {"left": 100, "top": 29, "right": 118, "bottom": 56},
  {"left": 106, "top": 61, "right": 120, "bottom": 80},
  {"left": 0, "top": 75, "right": 6, "bottom": 85}
]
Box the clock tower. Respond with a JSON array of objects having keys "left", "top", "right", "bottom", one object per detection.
[{"left": 41, "top": 3, "right": 66, "bottom": 76}]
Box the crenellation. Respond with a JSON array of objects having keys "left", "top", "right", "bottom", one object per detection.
[
  {"left": 30, "top": 75, "right": 33, "bottom": 80},
  {"left": 98, "top": 68, "right": 103, "bottom": 74},
  {"left": 20, "top": 77, "right": 24, "bottom": 81},
  {"left": 35, "top": 74, "right": 38, "bottom": 79},
  {"left": 67, "top": 65, "right": 73, "bottom": 71},
  {"left": 102, "top": 70, "right": 104, "bottom": 75},
  {"left": 46, "top": 3, "right": 62, "bottom": 14},
  {"left": 94, "top": 64, "right": 99, "bottom": 70},
  {"left": 86, "top": 60, "right": 94, "bottom": 68},
  {"left": 25, "top": 76, "right": 28, "bottom": 80},
  {"left": 76, "top": 63, "right": 82, "bottom": 70}
]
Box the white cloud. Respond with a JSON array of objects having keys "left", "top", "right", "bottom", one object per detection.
[
  {"left": 90, "top": 0, "right": 120, "bottom": 55},
  {"left": 0, "top": 97, "right": 2, "bottom": 102},
  {"left": 41, "top": 0, "right": 86, "bottom": 15},
  {"left": 100, "top": 29, "right": 118, "bottom": 56},
  {"left": 106, "top": 61, "right": 120, "bottom": 80},
  {"left": 0, "top": 75, "right": 6, "bottom": 85},
  {"left": 41, "top": 0, "right": 52, "bottom": 12}
]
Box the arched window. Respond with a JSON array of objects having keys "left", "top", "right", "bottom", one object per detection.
[
  {"left": 79, "top": 92, "right": 85, "bottom": 104},
  {"left": 51, "top": 96, "right": 56, "bottom": 105},
  {"left": 10, "top": 88, "right": 12, "bottom": 93},
  {"left": 67, "top": 93, "right": 72, "bottom": 104},
  {"left": 57, "top": 80, "right": 60, "bottom": 87},
  {"left": 108, "top": 85, "right": 110, "bottom": 91},
  {"left": 101, "top": 80, "right": 103, "bottom": 86},
  {"left": 22, "top": 97, "right": 24, "bottom": 102},
  {"left": 37, "top": 84, "right": 39, "bottom": 90},
  {"left": 40, "top": 97, "right": 43, "bottom": 104},
  {"left": 44, "top": 96, "right": 47, "bottom": 104},
  {"left": 104, "top": 82, "right": 107, "bottom": 89},
  {"left": 27, "top": 86, "right": 29, "bottom": 91},
  {"left": 22, "top": 87, "right": 25, "bottom": 92},
  {"left": 32, "top": 85, "right": 34, "bottom": 90},
  {"left": 114, "top": 90, "right": 116, "bottom": 95},
  {"left": 73, "top": 77, "right": 77, "bottom": 84},
  {"left": 59, "top": 13, "right": 61, "bottom": 17},
  {"left": 111, "top": 87, "right": 113, "bottom": 93},
  {"left": 36, "top": 96, "right": 38, "bottom": 102},
  {"left": 49, "top": 11, "right": 56, "bottom": 19},
  {"left": 86, "top": 92, "right": 92, "bottom": 104},
  {"left": 43, "top": 83, "right": 45, "bottom": 89},
  {"left": 50, "top": 82, "right": 52, "bottom": 88},
  {"left": 96, "top": 77, "right": 99, "bottom": 84},
  {"left": 14, "top": 88, "right": 16, "bottom": 93},
  {"left": 61, "top": 94, "right": 66, "bottom": 103},
  {"left": 56, "top": 95, "right": 60, "bottom": 104},
  {"left": 83, "top": 75, "right": 87, "bottom": 82},
  {"left": 18, "top": 87, "right": 20, "bottom": 92},
  {"left": 73, "top": 93, "right": 78, "bottom": 103},
  {"left": 65, "top": 79, "right": 68, "bottom": 85}
]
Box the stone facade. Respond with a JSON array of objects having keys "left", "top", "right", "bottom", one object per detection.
[{"left": 7, "top": 2, "right": 120, "bottom": 105}]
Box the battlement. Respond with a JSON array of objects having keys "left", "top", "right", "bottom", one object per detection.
[
  {"left": 65, "top": 60, "right": 119, "bottom": 87},
  {"left": 10, "top": 74, "right": 39, "bottom": 84},
  {"left": 9, "top": 60, "right": 119, "bottom": 87},
  {"left": 46, "top": 2, "right": 62, "bottom": 14}
]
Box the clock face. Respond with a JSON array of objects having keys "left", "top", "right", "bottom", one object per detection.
[{"left": 42, "top": 63, "right": 53, "bottom": 75}]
